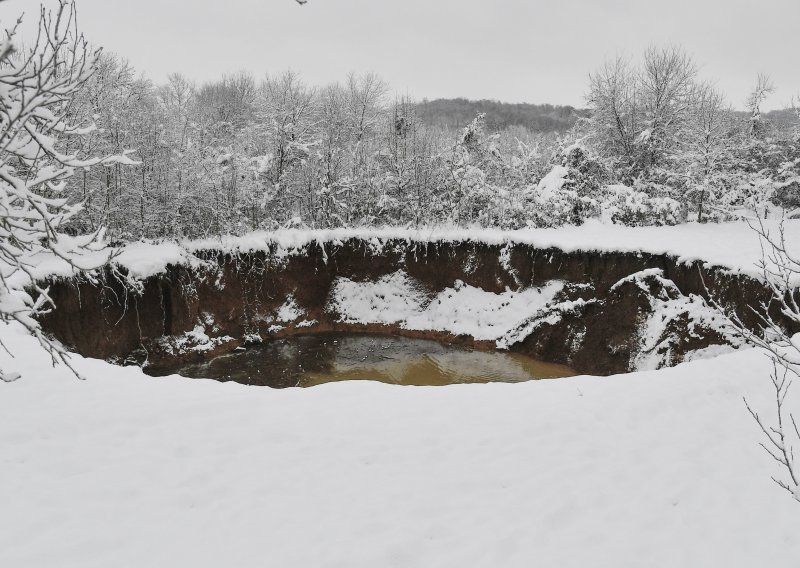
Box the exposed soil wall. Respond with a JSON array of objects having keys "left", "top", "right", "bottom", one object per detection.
[{"left": 39, "top": 240, "right": 783, "bottom": 376}]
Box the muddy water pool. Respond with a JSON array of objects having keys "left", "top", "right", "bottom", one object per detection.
[{"left": 145, "top": 333, "right": 576, "bottom": 388}]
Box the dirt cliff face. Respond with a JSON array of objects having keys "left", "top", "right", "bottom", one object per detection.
[{"left": 38, "top": 240, "right": 780, "bottom": 376}]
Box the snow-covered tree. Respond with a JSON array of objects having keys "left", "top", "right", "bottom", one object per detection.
[
  {"left": 0, "top": 0, "right": 134, "bottom": 381},
  {"left": 587, "top": 56, "right": 641, "bottom": 177},
  {"left": 587, "top": 47, "right": 698, "bottom": 180},
  {"left": 682, "top": 83, "right": 734, "bottom": 222},
  {"left": 443, "top": 113, "right": 494, "bottom": 225},
  {"left": 377, "top": 96, "right": 441, "bottom": 226},
  {"left": 257, "top": 71, "right": 317, "bottom": 225},
  {"left": 746, "top": 74, "right": 774, "bottom": 140},
  {"left": 637, "top": 46, "right": 697, "bottom": 173}
]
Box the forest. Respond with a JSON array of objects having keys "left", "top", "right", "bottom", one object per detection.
[{"left": 52, "top": 46, "right": 800, "bottom": 240}]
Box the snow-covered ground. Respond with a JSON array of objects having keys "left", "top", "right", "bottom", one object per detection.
[
  {"left": 105, "top": 219, "right": 800, "bottom": 281},
  {"left": 1, "top": 321, "right": 798, "bottom": 567}
]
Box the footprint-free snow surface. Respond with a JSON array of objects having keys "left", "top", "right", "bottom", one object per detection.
[{"left": 1, "top": 322, "right": 798, "bottom": 567}]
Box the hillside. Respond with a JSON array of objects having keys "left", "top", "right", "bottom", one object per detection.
[
  {"left": 417, "top": 99, "right": 799, "bottom": 136},
  {"left": 417, "top": 97, "right": 586, "bottom": 133}
]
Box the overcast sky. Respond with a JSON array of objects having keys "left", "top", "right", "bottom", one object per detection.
[{"left": 6, "top": 0, "right": 800, "bottom": 110}]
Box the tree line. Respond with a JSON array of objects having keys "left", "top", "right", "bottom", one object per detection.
[{"left": 54, "top": 47, "right": 800, "bottom": 240}]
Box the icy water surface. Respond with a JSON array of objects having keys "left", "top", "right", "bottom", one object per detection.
[{"left": 146, "top": 333, "right": 576, "bottom": 388}]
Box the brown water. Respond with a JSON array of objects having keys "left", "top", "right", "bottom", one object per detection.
[{"left": 145, "top": 333, "right": 576, "bottom": 388}]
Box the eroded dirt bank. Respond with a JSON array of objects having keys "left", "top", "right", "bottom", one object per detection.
[{"left": 39, "top": 240, "right": 781, "bottom": 375}]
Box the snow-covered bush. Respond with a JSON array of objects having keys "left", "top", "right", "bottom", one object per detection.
[
  {"left": 525, "top": 165, "right": 598, "bottom": 227},
  {"left": 599, "top": 185, "right": 683, "bottom": 226},
  {"left": 559, "top": 143, "right": 609, "bottom": 196},
  {"left": 772, "top": 159, "right": 800, "bottom": 216}
]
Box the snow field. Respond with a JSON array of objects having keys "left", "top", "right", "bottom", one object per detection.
[{"left": 0, "top": 323, "right": 798, "bottom": 567}]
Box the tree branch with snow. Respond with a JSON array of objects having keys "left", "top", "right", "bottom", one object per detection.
[
  {"left": 725, "top": 217, "right": 800, "bottom": 502},
  {"left": 0, "top": 0, "right": 135, "bottom": 381}
]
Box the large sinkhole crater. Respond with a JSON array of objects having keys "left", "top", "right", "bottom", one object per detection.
[{"left": 38, "top": 238, "right": 777, "bottom": 386}]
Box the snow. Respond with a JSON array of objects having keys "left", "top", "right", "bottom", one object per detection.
[
  {"left": 112, "top": 241, "right": 207, "bottom": 280},
  {"left": 329, "top": 271, "right": 427, "bottom": 326},
  {"left": 534, "top": 164, "right": 569, "bottom": 195},
  {"left": 613, "top": 268, "right": 743, "bottom": 371},
  {"left": 328, "top": 271, "right": 563, "bottom": 341},
  {"left": 100, "top": 219, "right": 800, "bottom": 285},
  {"left": 159, "top": 324, "right": 234, "bottom": 355},
  {"left": 0, "top": 321, "right": 798, "bottom": 567},
  {"left": 242, "top": 331, "right": 263, "bottom": 344},
  {"left": 497, "top": 297, "right": 595, "bottom": 350},
  {"left": 275, "top": 295, "right": 304, "bottom": 323},
  {"left": 635, "top": 292, "right": 738, "bottom": 370},
  {"left": 410, "top": 280, "right": 562, "bottom": 340}
]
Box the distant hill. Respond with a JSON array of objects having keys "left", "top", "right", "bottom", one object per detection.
[
  {"left": 417, "top": 99, "right": 800, "bottom": 135},
  {"left": 416, "top": 98, "right": 586, "bottom": 133},
  {"left": 763, "top": 108, "right": 800, "bottom": 130},
  {"left": 729, "top": 108, "right": 800, "bottom": 132}
]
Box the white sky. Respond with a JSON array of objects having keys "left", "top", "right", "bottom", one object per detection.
[{"left": 6, "top": 0, "right": 800, "bottom": 110}]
